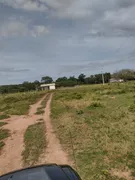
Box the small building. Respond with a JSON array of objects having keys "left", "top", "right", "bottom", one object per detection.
[
  {"left": 110, "top": 78, "right": 124, "bottom": 83},
  {"left": 40, "top": 83, "right": 56, "bottom": 90}
]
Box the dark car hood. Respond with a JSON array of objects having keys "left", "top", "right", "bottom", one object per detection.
[{"left": 0, "top": 165, "right": 70, "bottom": 180}]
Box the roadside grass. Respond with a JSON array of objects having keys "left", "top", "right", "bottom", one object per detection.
[
  {"left": 0, "top": 128, "right": 10, "bottom": 151},
  {"left": 0, "top": 122, "right": 8, "bottom": 127},
  {"left": 41, "top": 93, "right": 50, "bottom": 108},
  {"left": 0, "top": 141, "right": 5, "bottom": 151},
  {"left": 22, "top": 122, "right": 46, "bottom": 166},
  {"left": 37, "top": 118, "right": 44, "bottom": 122},
  {"left": 35, "top": 93, "right": 50, "bottom": 115},
  {"left": 51, "top": 82, "right": 135, "bottom": 180},
  {"left": 0, "top": 129, "right": 10, "bottom": 141},
  {"left": 0, "top": 91, "right": 46, "bottom": 115},
  {"left": 0, "top": 114, "right": 10, "bottom": 120},
  {"left": 35, "top": 107, "right": 44, "bottom": 115}
]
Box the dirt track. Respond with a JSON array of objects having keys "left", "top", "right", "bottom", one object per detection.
[
  {"left": 0, "top": 94, "right": 71, "bottom": 175},
  {"left": 0, "top": 95, "right": 46, "bottom": 175},
  {"left": 40, "top": 94, "right": 71, "bottom": 165}
]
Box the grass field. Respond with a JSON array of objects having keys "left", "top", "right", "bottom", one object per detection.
[
  {"left": 22, "top": 122, "right": 46, "bottom": 166},
  {"left": 51, "top": 82, "right": 135, "bottom": 180},
  {"left": 0, "top": 91, "right": 45, "bottom": 115}
]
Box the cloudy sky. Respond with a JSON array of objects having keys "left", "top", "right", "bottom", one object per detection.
[{"left": 0, "top": 0, "right": 135, "bottom": 85}]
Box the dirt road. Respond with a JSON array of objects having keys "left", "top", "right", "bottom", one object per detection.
[
  {"left": 0, "top": 95, "right": 46, "bottom": 175},
  {"left": 0, "top": 94, "right": 72, "bottom": 176},
  {"left": 40, "top": 94, "right": 72, "bottom": 165}
]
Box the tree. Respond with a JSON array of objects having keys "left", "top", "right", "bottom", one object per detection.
[
  {"left": 84, "top": 75, "right": 96, "bottom": 84},
  {"left": 69, "top": 76, "right": 77, "bottom": 81},
  {"left": 55, "top": 76, "right": 78, "bottom": 87},
  {"left": 78, "top": 74, "right": 86, "bottom": 84},
  {"left": 23, "top": 81, "right": 35, "bottom": 91},
  {"left": 95, "top": 74, "right": 102, "bottom": 84},
  {"left": 104, "top": 73, "right": 111, "bottom": 83},
  {"left": 34, "top": 80, "right": 40, "bottom": 85},
  {"left": 41, "top": 76, "right": 53, "bottom": 84},
  {"left": 112, "top": 69, "right": 135, "bottom": 81},
  {"left": 56, "top": 77, "right": 68, "bottom": 82}
]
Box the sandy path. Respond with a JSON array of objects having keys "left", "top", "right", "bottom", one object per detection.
[
  {"left": 0, "top": 95, "right": 46, "bottom": 175},
  {"left": 41, "top": 94, "right": 72, "bottom": 165}
]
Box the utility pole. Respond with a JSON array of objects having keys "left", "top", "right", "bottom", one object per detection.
[{"left": 102, "top": 72, "right": 105, "bottom": 85}]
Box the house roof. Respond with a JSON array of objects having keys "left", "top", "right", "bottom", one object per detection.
[{"left": 40, "top": 83, "right": 55, "bottom": 87}]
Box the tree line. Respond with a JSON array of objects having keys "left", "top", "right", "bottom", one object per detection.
[{"left": 0, "top": 69, "right": 135, "bottom": 94}]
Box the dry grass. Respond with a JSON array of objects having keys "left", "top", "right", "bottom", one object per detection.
[
  {"left": 22, "top": 122, "right": 46, "bottom": 166},
  {"left": 0, "top": 122, "right": 8, "bottom": 127},
  {"left": 0, "top": 129, "right": 10, "bottom": 151},
  {"left": 0, "top": 114, "right": 10, "bottom": 120},
  {"left": 51, "top": 82, "right": 135, "bottom": 180},
  {"left": 35, "top": 93, "right": 50, "bottom": 115},
  {"left": 0, "top": 91, "right": 45, "bottom": 115}
]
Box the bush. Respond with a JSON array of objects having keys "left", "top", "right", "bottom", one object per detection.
[
  {"left": 87, "top": 102, "right": 104, "bottom": 110},
  {"left": 76, "top": 110, "right": 84, "bottom": 115},
  {"left": 129, "top": 104, "right": 135, "bottom": 112},
  {"left": 65, "top": 92, "right": 83, "bottom": 100},
  {"left": 0, "top": 141, "right": 5, "bottom": 150},
  {"left": 0, "top": 129, "right": 10, "bottom": 141},
  {"left": 0, "top": 122, "right": 8, "bottom": 127},
  {"left": 0, "top": 114, "right": 10, "bottom": 120}
]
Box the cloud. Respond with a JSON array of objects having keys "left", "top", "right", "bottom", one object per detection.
[
  {"left": 2, "top": 0, "right": 134, "bottom": 37},
  {"left": 60, "top": 57, "right": 135, "bottom": 75},
  {"left": 0, "top": 0, "right": 135, "bottom": 84},
  {"left": 0, "top": 21, "right": 28, "bottom": 37},
  {"left": 0, "top": 0, "right": 48, "bottom": 12},
  {"left": 43, "top": 0, "right": 135, "bottom": 37},
  {"left": 31, "top": 25, "right": 49, "bottom": 37},
  {"left": 0, "top": 67, "right": 30, "bottom": 73},
  {"left": 0, "top": 19, "right": 49, "bottom": 37}
]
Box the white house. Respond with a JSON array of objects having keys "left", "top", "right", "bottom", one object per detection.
[
  {"left": 40, "top": 83, "right": 56, "bottom": 90},
  {"left": 110, "top": 78, "right": 124, "bottom": 83}
]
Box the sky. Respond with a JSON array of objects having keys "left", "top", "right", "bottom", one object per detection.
[{"left": 0, "top": 0, "right": 135, "bottom": 85}]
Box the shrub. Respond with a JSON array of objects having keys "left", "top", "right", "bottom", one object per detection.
[
  {"left": 0, "top": 129, "right": 10, "bottom": 140},
  {"left": 76, "top": 110, "right": 84, "bottom": 115},
  {"left": 129, "top": 104, "right": 135, "bottom": 112},
  {"left": 87, "top": 102, "right": 104, "bottom": 110},
  {"left": 0, "top": 141, "right": 5, "bottom": 150},
  {"left": 0, "top": 122, "right": 8, "bottom": 127},
  {"left": 0, "top": 114, "right": 10, "bottom": 120}
]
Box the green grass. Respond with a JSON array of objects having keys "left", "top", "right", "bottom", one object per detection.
[
  {"left": 87, "top": 101, "right": 104, "bottom": 109},
  {"left": 0, "top": 141, "right": 5, "bottom": 151},
  {"left": 41, "top": 93, "right": 50, "bottom": 108},
  {"left": 0, "top": 129, "right": 10, "bottom": 141},
  {"left": 35, "top": 108, "right": 44, "bottom": 115},
  {"left": 0, "top": 91, "right": 46, "bottom": 115},
  {"left": 51, "top": 82, "right": 135, "bottom": 180},
  {"left": 0, "top": 114, "right": 10, "bottom": 120},
  {"left": 22, "top": 122, "right": 46, "bottom": 166},
  {"left": 37, "top": 118, "right": 44, "bottom": 122},
  {"left": 35, "top": 93, "right": 50, "bottom": 115},
  {"left": 0, "top": 122, "right": 8, "bottom": 127},
  {"left": 0, "top": 128, "right": 10, "bottom": 151}
]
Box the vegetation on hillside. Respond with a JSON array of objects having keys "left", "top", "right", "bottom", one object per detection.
[
  {"left": 51, "top": 81, "right": 135, "bottom": 180},
  {"left": 1, "top": 69, "right": 135, "bottom": 94},
  {"left": 0, "top": 91, "right": 45, "bottom": 115},
  {"left": 113, "top": 69, "right": 135, "bottom": 81}
]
